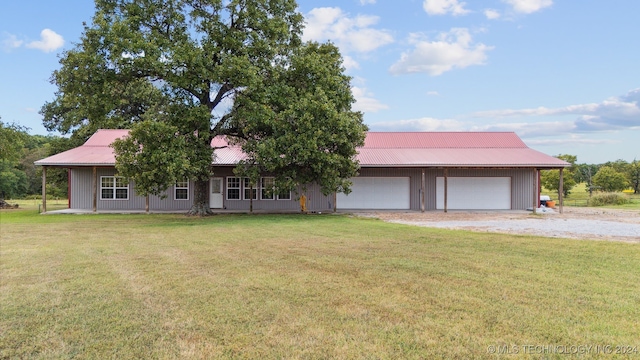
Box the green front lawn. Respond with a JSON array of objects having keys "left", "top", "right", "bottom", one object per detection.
[{"left": 1, "top": 210, "right": 639, "bottom": 358}]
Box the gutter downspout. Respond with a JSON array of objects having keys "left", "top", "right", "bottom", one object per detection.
[{"left": 559, "top": 168, "right": 564, "bottom": 214}]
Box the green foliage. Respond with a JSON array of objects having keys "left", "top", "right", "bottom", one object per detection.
[
  {"left": 589, "top": 192, "right": 630, "bottom": 206},
  {"left": 41, "top": 0, "right": 365, "bottom": 215},
  {"left": 0, "top": 120, "right": 29, "bottom": 198},
  {"left": 0, "top": 120, "right": 29, "bottom": 163},
  {"left": 627, "top": 159, "right": 639, "bottom": 194},
  {"left": 112, "top": 121, "right": 210, "bottom": 197},
  {"left": 232, "top": 42, "right": 367, "bottom": 196},
  {"left": 0, "top": 120, "right": 69, "bottom": 199},
  {"left": 539, "top": 154, "right": 577, "bottom": 197},
  {"left": 593, "top": 166, "right": 629, "bottom": 192},
  {"left": 0, "top": 163, "right": 28, "bottom": 199}
]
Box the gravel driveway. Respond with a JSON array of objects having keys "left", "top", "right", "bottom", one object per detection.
[{"left": 356, "top": 207, "right": 640, "bottom": 243}]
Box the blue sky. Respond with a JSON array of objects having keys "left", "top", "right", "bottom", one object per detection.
[{"left": 1, "top": 0, "right": 639, "bottom": 164}]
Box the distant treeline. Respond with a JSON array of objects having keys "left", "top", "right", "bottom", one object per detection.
[
  {"left": 1, "top": 120, "right": 77, "bottom": 199},
  {"left": 540, "top": 154, "right": 640, "bottom": 196}
]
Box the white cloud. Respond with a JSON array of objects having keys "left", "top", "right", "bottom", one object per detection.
[
  {"left": 359, "top": 0, "right": 376, "bottom": 5},
  {"left": 472, "top": 89, "right": 640, "bottom": 135},
  {"left": 370, "top": 117, "right": 465, "bottom": 131},
  {"left": 389, "top": 28, "right": 493, "bottom": 76},
  {"left": 502, "top": 0, "right": 553, "bottom": 14},
  {"left": 303, "top": 7, "right": 394, "bottom": 54},
  {"left": 427, "top": 91, "right": 440, "bottom": 96},
  {"left": 351, "top": 87, "right": 388, "bottom": 113},
  {"left": 484, "top": 9, "right": 501, "bottom": 19},
  {"left": 526, "top": 137, "right": 617, "bottom": 146},
  {"left": 423, "top": 0, "right": 470, "bottom": 16},
  {"left": 25, "top": 29, "right": 64, "bottom": 53},
  {"left": 2, "top": 33, "right": 23, "bottom": 51},
  {"left": 342, "top": 55, "right": 360, "bottom": 71}
]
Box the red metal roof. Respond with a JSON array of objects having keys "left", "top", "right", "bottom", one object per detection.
[
  {"left": 35, "top": 129, "right": 568, "bottom": 168},
  {"left": 364, "top": 132, "right": 528, "bottom": 148},
  {"left": 34, "top": 130, "right": 129, "bottom": 166}
]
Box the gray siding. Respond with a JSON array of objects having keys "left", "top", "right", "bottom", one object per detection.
[
  {"left": 70, "top": 167, "right": 194, "bottom": 211},
  {"left": 214, "top": 167, "right": 332, "bottom": 212},
  {"left": 70, "top": 168, "right": 92, "bottom": 209},
  {"left": 69, "top": 166, "right": 536, "bottom": 211}
]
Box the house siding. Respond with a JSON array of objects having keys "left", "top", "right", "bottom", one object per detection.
[
  {"left": 70, "top": 167, "right": 194, "bottom": 211},
  {"left": 69, "top": 166, "right": 536, "bottom": 212},
  {"left": 213, "top": 167, "right": 332, "bottom": 212}
]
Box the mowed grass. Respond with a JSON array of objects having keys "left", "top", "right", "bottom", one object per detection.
[{"left": 1, "top": 210, "right": 639, "bottom": 359}]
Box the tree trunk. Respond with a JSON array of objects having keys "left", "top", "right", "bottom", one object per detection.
[{"left": 188, "top": 179, "right": 212, "bottom": 216}]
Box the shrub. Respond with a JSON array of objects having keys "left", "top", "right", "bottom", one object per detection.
[{"left": 589, "top": 192, "right": 629, "bottom": 206}]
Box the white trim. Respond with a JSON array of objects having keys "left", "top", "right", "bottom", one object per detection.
[
  {"left": 337, "top": 177, "right": 410, "bottom": 209},
  {"left": 100, "top": 176, "right": 129, "bottom": 200},
  {"left": 243, "top": 178, "right": 257, "bottom": 200},
  {"left": 261, "top": 177, "right": 275, "bottom": 200},
  {"left": 174, "top": 180, "right": 189, "bottom": 201},
  {"left": 436, "top": 176, "right": 511, "bottom": 210},
  {"left": 226, "top": 177, "right": 241, "bottom": 200}
]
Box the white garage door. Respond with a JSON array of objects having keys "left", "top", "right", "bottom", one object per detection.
[
  {"left": 337, "top": 177, "right": 410, "bottom": 209},
  {"left": 436, "top": 177, "right": 511, "bottom": 210}
]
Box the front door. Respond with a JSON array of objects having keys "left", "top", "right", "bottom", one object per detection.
[{"left": 210, "top": 177, "right": 223, "bottom": 208}]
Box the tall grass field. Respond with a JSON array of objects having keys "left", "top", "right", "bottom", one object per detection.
[{"left": 1, "top": 209, "right": 639, "bottom": 358}]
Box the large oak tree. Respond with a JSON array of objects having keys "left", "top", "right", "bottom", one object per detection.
[{"left": 41, "top": 0, "right": 367, "bottom": 215}]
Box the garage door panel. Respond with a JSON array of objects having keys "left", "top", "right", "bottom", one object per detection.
[
  {"left": 436, "top": 177, "right": 511, "bottom": 210},
  {"left": 337, "top": 177, "right": 410, "bottom": 210}
]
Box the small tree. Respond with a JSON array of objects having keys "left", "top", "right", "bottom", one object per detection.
[
  {"left": 540, "top": 154, "right": 577, "bottom": 197},
  {"left": 0, "top": 120, "right": 29, "bottom": 199},
  {"left": 592, "top": 166, "right": 628, "bottom": 192},
  {"left": 625, "top": 159, "right": 639, "bottom": 194},
  {"left": 575, "top": 163, "right": 600, "bottom": 196}
]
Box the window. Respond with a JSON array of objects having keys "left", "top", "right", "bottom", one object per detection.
[
  {"left": 261, "top": 177, "right": 275, "bottom": 200},
  {"left": 244, "top": 178, "right": 257, "bottom": 200},
  {"left": 227, "top": 176, "right": 290, "bottom": 201},
  {"left": 227, "top": 177, "right": 240, "bottom": 200},
  {"left": 101, "top": 176, "right": 129, "bottom": 200},
  {"left": 175, "top": 180, "right": 189, "bottom": 200},
  {"left": 278, "top": 189, "right": 291, "bottom": 200}
]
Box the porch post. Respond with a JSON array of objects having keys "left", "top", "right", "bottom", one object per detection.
[
  {"left": 41, "top": 166, "right": 47, "bottom": 213},
  {"left": 67, "top": 169, "right": 71, "bottom": 208},
  {"left": 559, "top": 168, "right": 564, "bottom": 214},
  {"left": 92, "top": 167, "right": 97, "bottom": 213},
  {"left": 444, "top": 168, "right": 448, "bottom": 213},
  {"left": 533, "top": 168, "right": 537, "bottom": 214},
  {"left": 421, "top": 168, "right": 425, "bottom": 212}
]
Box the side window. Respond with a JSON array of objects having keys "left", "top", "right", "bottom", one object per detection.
[
  {"left": 261, "top": 177, "right": 275, "bottom": 200},
  {"left": 227, "top": 177, "right": 240, "bottom": 200},
  {"left": 175, "top": 180, "right": 189, "bottom": 200},
  {"left": 101, "top": 176, "right": 129, "bottom": 200},
  {"left": 243, "top": 178, "right": 257, "bottom": 200}
]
